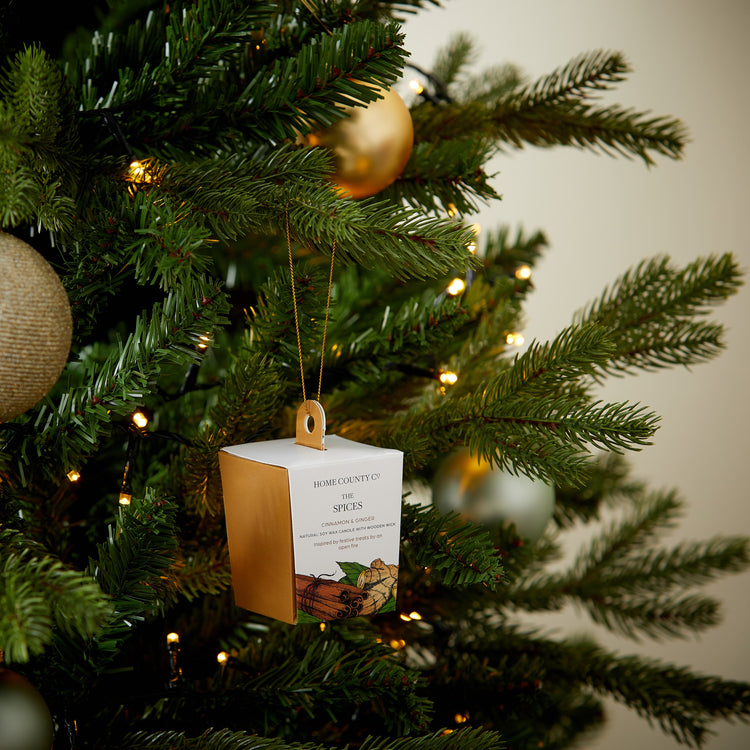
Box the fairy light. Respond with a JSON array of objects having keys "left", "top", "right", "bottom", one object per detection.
[
  {"left": 439, "top": 370, "right": 458, "bottom": 386},
  {"left": 129, "top": 160, "right": 147, "bottom": 182},
  {"left": 506, "top": 333, "right": 525, "bottom": 347},
  {"left": 447, "top": 277, "right": 466, "bottom": 296},
  {"left": 216, "top": 651, "right": 229, "bottom": 665},
  {"left": 118, "top": 492, "right": 132, "bottom": 506},
  {"left": 409, "top": 79, "right": 425, "bottom": 95},
  {"left": 131, "top": 410, "right": 149, "bottom": 429},
  {"left": 467, "top": 223, "right": 481, "bottom": 254},
  {"left": 166, "top": 632, "right": 183, "bottom": 689},
  {"left": 197, "top": 334, "right": 211, "bottom": 351},
  {"left": 447, "top": 203, "right": 458, "bottom": 218},
  {"left": 67, "top": 470, "right": 81, "bottom": 482},
  {"left": 389, "top": 638, "right": 407, "bottom": 650},
  {"left": 515, "top": 264, "right": 532, "bottom": 280},
  {"left": 400, "top": 611, "right": 423, "bottom": 622},
  {"left": 319, "top": 623, "right": 326, "bottom": 632},
  {"left": 454, "top": 711, "right": 469, "bottom": 724}
]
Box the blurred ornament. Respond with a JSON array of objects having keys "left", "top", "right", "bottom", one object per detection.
[
  {"left": 0, "top": 232, "right": 72, "bottom": 422},
  {"left": 432, "top": 449, "right": 555, "bottom": 542},
  {"left": 306, "top": 86, "right": 413, "bottom": 199},
  {"left": 0, "top": 668, "right": 55, "bottom": 750}
]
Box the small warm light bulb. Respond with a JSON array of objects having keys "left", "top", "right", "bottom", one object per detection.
[
  {"left": 399, "top": 613, "right": 412, "bottom": 622},
  {"left": 447, "top": 277, "right": 466, "bottom": 296},
  {"left": 454, "top": 711, "right": 469, "bottom": 724},
  {"left": 129, "top": 160, "right": 146, "bottom": 181},
  {"left": 408, "top": 611, "right": 422, "bottom": 621},
  {"left": 197, "top": 334, "right": 211, "bottom": 350},
  {"left": 467, "top": 240, "right": 477, "bottom": 254},
  {"left": 132, "top": 410, "right": 149, "bottom": 429},
  {"left": 447, "top": 203, "right": 458, "bottom": 218},
  {"left": 67, "top": 470, "right": 81, "bottom": 482},
  {"left": 409, "top": 79, "right": 424, "bottom": 95},
  {"left": 119, "top": 492, "right": 132, "bottom": 506},
  {"left": 217, "top": 651, "right": 229, "bottom": 665},
  {"left": 319, "top": 623, "right": 326, "bottom": 632},
  {"left": 389, "top": 638, "right": 407, "bottom": 650},
  {"left": 506, "top": 333, "right": 525, "bottom": 347},
  {"left": 439, "top": 370, "right": 458, "bottom": 386},
  {"left": 166, "top": 632, "right": 180, "bottom": 645},
  {"left": 515, "top": 264, "right": 532, "bottom": 280}
]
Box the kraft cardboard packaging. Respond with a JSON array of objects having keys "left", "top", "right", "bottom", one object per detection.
[{"left": 219, "top": 400, "right": 403, "bottom": 624}]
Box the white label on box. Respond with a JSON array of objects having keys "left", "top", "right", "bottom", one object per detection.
[{"left": 288, "top": 449, "right": 403, "bottom": 581}]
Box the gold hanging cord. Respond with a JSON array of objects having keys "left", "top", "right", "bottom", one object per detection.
[{"left": 285, "top": 210, "right": 336, "bottom": 406}]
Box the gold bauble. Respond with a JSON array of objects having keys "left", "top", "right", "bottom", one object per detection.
[
  {"left": 0, "top": 232, "right": 72, "bottom": 422},
  {"left": 307, "top": 86, "right": 413, "bottom": 199},
  {"left": 432, "top": 449, "right": 556, "bottom": 542}
]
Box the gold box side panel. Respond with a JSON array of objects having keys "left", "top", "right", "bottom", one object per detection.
[{"left": 219, "top": 451, "right": 296, "bottom": 624}]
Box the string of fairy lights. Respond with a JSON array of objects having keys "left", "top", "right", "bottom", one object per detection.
[{"left": 48, "top": 66, "right": 531, "bottom": 738}]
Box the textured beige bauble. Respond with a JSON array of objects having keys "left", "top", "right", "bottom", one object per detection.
[
  {"left": 0, "top": 231, "right": 72, "bottom": 422},
  {"left": 307, "top": 86, "right": 414, "bottom": 199}
]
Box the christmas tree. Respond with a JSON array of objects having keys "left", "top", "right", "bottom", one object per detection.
[{"left": 1, "top": 1, "right": 748, "bottom": 749}]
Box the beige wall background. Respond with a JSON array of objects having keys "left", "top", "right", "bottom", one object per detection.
[{"left": 403, "top": 1, "right": 750, "bottom": 748}]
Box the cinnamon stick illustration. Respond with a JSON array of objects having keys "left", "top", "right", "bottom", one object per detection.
[{"left": 295, "top": 575, "right": 370, "bottom": 620}]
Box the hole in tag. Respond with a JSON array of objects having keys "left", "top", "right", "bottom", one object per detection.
[{"left": 305, "top": 414, "right": 315, "bottom": 433}]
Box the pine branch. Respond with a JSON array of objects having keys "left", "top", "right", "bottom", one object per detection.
[
  {"left": 160, "top": 146, "right": 478, "bottom": 279},
  {"left": 120, "top": 727, "right": 503, "bottom": 750},
  {"left": 432, "top": 31, "right": 477, "bottom": 88},
  {"left": 7, "top": 274, "right": 228, "bottom": 484},
  {"left": 88, "top": 491, "right": 179, "bottom": 624},
  {"left": 492, "top": 101, "right": 687, "bottom": 165},
  {"left": 389, "top": 137, "right": 500, "bottom": 215},
  {"left": 341, "top": 324, "right": 657, "bottom": 485},
  {"left": 575, "top": 254, "right": 743, "bottom": 376},
  {"left": 509, "top": 492, "right": 750, "bottom": 640},
  {"left": 481, "top": 224, "right": 548, "bottom": 273},
  {"left": 515, "top": 50, "right": 630, "bottom": 109},
  {"left": 171, "top": 544, "right": 232, "bottom": 602},
  {"left": 411, "top": 50, "right": 686, "bottom": 165},
  {"left": 178, "top": 350, "right": 287, "bottom": 516},
  {"left": 458, "top": 624, "right": 750, "bottom": 747},
  {"left": 0, "top": 45, "right": 79, "bottom": 231},
  {"left": 0, "top": 529, "right": 111, "bottom": 663},
  {"left": 400, "top": 501, "right": 504, "bottom": 589}
]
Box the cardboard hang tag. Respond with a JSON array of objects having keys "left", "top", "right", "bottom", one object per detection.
[{"left": 219, "top": 401, "right": 403, "bottom": 624}]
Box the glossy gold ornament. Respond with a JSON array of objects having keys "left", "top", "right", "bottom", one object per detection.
[
  {"left": 432, "top": 449, "right": 556, "bottom": 542},
  {"left": 307, "top": 86, "right": 413, "bottom": 199}
]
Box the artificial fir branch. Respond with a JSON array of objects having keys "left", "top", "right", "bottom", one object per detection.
[
  {"left": 6, "top": 275, "right": 228, "bottom": 484},
  {"left": 0, "top": 529, "right": 111, "bottom": 663},
  {"left": 575, "top": 254, "right": 743, "bottom": 375},
  {"left": 0, "top": 45, "right": 79, "bottom": 231},
  {"left": 400, "top": 502, "right": 504, "bottom": 589},
  {"left": 507, "top": 491, "right": 750, "bottom": 640},
  {"left": 410, "top": 46, "right": 686, "bottom": 164},
  {"left": 389, "top": 137, "right": 500, "bottom": 215},
  {"left": 118, "top": 727, "right": 504, "bottom": 750},
  {"left": 0, "top": 2, "right": 747, "bottom": 748},
  {"left": 513, "top": 50, "right": 630, "bottom": 110}
]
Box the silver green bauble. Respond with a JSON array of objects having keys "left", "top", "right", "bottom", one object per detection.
[
  {"left": 432, "top": 449, "right": 555, "bottom": 542},
  {"left": 0, "top": 668, "right": 55, "bottom": 750}
]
